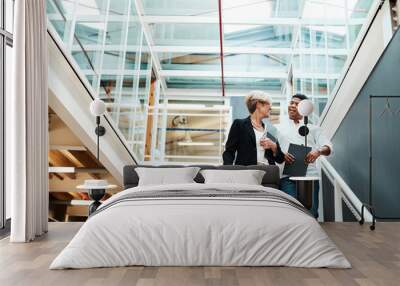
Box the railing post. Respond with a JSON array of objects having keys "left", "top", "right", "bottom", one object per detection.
[
  {"left": 334, "top": 181, "right": 343, "bottom": 222},
  {"left": 318, "top": 177, "right": 324, "bottom": 222}
]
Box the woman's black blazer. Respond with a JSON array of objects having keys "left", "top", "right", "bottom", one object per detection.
[{"left": 223, "top": 116, "right": 285, "bottom": 166}]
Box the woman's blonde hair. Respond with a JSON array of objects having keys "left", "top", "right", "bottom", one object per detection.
[{"left": 245, "top": 90, "right": 272, "bottom": 114}]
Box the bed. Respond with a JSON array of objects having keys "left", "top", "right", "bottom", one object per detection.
[{"left": 50, "top": 165, "right": 350, "bottom": 269}]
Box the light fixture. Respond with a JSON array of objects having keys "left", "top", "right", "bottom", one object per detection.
[
  {"left": 90, "top": 98, "right": 106, "bottom": 160},
  {"left": 297, "top": 99, "right": 314, "bottom": 147},
  {"left": 84, "top": 99, "right": 110, "bottom": 215}
]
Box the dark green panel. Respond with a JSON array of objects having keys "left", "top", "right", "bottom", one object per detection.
[{"left": 330, "top": 28, "right": 400, "bottom": 218}]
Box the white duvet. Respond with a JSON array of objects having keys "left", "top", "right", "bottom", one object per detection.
[{"left": 50, "top": 183, "right": 351, "bottom": 269}]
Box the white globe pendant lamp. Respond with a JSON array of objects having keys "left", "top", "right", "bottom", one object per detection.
[
  {"left": 297, "top": 99, "right": 314, "bottom": 147},
  {"left": 298, "top": 99, "right": 314, "bottom": 117},
  {"left": 90, "top": 98, "right": 106, "bottom": 116}
]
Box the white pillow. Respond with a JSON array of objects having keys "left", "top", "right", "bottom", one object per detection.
[
  {"left": 200, "top": 169, "right": 265, "bottom": 185},
  {"left": 136, "top": 167, "right": 200, "bottom": 186}
]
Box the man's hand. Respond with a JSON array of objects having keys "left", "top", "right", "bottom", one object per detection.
[
  {"left": 284, "top": 153, "right": 295, "bottom": 164},
  {"left": 305, "top": 150, "right": 321, "bottom": 164},
  {"left": 260, "top": 138, "right": 277, "bottom": 153}
]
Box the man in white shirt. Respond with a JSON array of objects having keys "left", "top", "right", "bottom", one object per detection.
[{"left": 277, "top": 94, "right": 333, "bottom": 218}]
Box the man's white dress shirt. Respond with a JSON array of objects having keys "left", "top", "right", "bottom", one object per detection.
[{"left": 277, "top": 118, "right": 333, "bottom": 177}]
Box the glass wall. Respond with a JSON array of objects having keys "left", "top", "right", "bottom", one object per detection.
[
  {"left": 1, "top": 0, "right": 14, "bottom": 230},
  {"left": 47, "top": 0, "right": 153, "bottom": 161}
]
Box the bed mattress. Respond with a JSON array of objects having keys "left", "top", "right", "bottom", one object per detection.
[{"left": 50, "top": 183, "right": 350, "bottom": 269}]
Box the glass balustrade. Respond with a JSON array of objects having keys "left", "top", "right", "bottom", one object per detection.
[{"left": 47, "top": 0, "right": 152, "bottom": 162}]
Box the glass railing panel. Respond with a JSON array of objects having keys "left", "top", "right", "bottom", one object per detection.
[
  {"left": 47, "top": 0, "right": 152, "bottom": 163},
  {"left": 74, "top": 21, "right": 106, "bottom": 46},
  {"left": 348, "top": 24, "right": 363, "bottom": 46},
  {"left": 47, "top": 0, "right": 68, "bottom": 39}
]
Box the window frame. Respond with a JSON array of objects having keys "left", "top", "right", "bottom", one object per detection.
[{"left": 0, "top": 0, "right": 13, "bottom": 232}]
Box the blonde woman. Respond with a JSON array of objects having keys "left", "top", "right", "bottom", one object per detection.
[{"left": 223, "top": 91, "right": 284, "bottom": 166}]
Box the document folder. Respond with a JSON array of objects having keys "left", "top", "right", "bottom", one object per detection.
[{"left": 282, "top": 143, "right": 312, "bottom": 177}]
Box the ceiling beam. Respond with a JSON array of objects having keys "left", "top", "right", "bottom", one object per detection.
[
  {"left": 151, "top": 46, "right": 348, "bottom": 55},
  {"left": 71, "top": 45, "right": 348, "bottom": 55},
  {"left": 141, "top": 15, "right": 366, "bottom": 26},
  {"left": 159, "top": 70, "right": 288, "bottom": 78},
  {"left": 48, "top": 14, "right": 366, "bottom": 26}
]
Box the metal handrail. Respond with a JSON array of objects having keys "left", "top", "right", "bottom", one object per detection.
[{"left": 319, "top": 157, "right": 373, "bottom": 223}]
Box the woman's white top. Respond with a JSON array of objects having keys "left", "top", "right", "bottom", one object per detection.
[{"left": 253, "top": 128, "right": 269, "bottom": 165}]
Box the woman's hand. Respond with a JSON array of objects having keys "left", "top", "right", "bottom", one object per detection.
[{"left": 260, "top": 138, "right": 277, "bottom": 153}]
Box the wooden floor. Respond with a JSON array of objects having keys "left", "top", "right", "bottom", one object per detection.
[{"left": 0, "top": 222, "right": 399, "bottom": 286}]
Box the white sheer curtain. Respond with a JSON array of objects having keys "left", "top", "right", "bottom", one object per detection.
[{"left": 9, "top": 0, "right": 48, "bottom": 242}]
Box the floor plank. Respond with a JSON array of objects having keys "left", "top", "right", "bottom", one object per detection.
[{"left": 0, "top": 222, "right": 399, "bottom": 286}]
